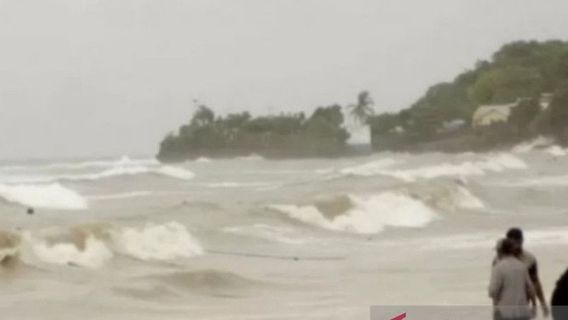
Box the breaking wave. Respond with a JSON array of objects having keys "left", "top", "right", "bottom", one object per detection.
[
  {"left": 381, "top": 153, "right": 526, "bottom": 181},
  {"left": 113, "top": 222, "right": 203, "bottom": 261},
  {"left": 0, "top": 183, "right": 88, "bottom": 210},
  {"left": 340, "top": 158, "right": 398, "bottom": 176},
  {"left": 339, "top": 153, "right": 525, "bottom": 181},
  {"left": 3, "top": 222, "right": 203, "bottom": 269},
  {"left": 0, "top": 165, "right": 195, "bottom": 185},
  {"left": 63, "top": 165, "right": 195, "bottom": 182},
  {"left": 512, "top": 136, "right": 553, "bottom": 153},
  {"left": 270, "top": 192, "right": 439, "bottom": 234},
  {"left": 22, "top": 232, "right": 113, "bottom": 268},
  {"left": 546, "top": 145, "right": 568, "bottom": 157},
  {"left": 0, "top": 156, "right": 158, "bottom": 172}
]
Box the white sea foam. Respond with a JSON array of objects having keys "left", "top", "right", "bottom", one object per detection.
[
  {"left": 454, "top": 186, "right": 485, "bottom": 209},
  {"left": 0, "top": 156, "right": 158, "bottom": 172},
  {"left": 87, "top": 191, "right": 152, "bottom": 201},
  {"left": 22, "top": 233, "right": 113, "bottom": 269},
  {"left": 223, "top": 224, "right": 309, "bottom": 245},
  {"left": 60, "top": 165, "right": 195, "bottom": 182},
  {"left": 340, "top": 158, "right": 398, "bottom": 176},
  {"left": 0, "top": 183, "right": 87, "bottom": 210},
  {"left": 271, "top": 192, "right": 438, "bottom": 234},
  {"left": 546, "top": 145, "right": 568, "bottom": 157},
  {"left": 496, "top": 175, "right": 568, "bottom": 188},
  {"left": 195, "top": 157, "right": 212, "bottom": 163},
  {"left": 512, "top": 136, "right": 553, "bottom": 153},
  {"left": 112, "top": 222, "right": 203, "bottom": 261},
  {"left": 205, "top": 182, "right": 272, "bottom": 188},
  {"left": 1, "top": 161, "right": 194, "bottom": 184},
  {"left": 381, "top": 154, "right": 527, "bottom": 182},
  {"left": 237, "top": 154, "right": 265, "bottom": 161},
  {"left": 13, "top": 222, "right": 203, "bottom": 268}
]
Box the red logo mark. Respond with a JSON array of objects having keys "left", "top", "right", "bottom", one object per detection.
[{"left": 390, "top": 313, "right": 406, "bottom": 320}]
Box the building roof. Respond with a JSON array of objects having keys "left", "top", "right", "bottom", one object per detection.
[{"left": 473, "top": 103, "right": 516, "bottom": 120}]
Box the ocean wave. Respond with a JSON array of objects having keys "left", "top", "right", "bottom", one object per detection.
[
  {"left": 6, "top": 222, "right": 203, "bottom": 269},
  {"left": 1, "top": 165, "right": 195, "bottom": 185},
  {"left": 270, "top": 192, "right": 439, "bottom": 234},
  {"left": 512, "top": 136, "right": 553, "bottom": 153},
  {"left": 0, "top": 156, "right": 158, "bottom": 172},
  {"left": 236, "top": 154, "right": 265, "bottom": 161},
  {"left": 0, "top": 183, "right": 88, "bottom": 210},
  {"left": 112, "top": 222, "right": 203, "bottom": 261},
  {"left": 381, "top": 153, "right": 527, "bottom": 181},
  {"left": 204, "top": 182, "right": 273, "bottom": 189},
  {"left": 546, "top": 145, "right": 568, "bottom": 157},
  {"left": 453, "top": 186, "right": 485, "bottom": 209},
  {"left": 338, "top": 153, "right": 526, "bottom": 181},
  {"left": 0, "top": 231, "right": 21, "bottom": 268},
  {"left": 495, "top": 174, "right": 568, "bottom": 188},
  {"left": 340, "top": 158, "right": 398, "bottom": 176},
  {"left": 143, "top": 269, "right": 264, "bottom": 295},
  {"left": 223, "top": 224, "right": 309, "bottom": 245},
  {"left": 63, "top": 165, "right": 195, "bottom": 182},
  {"left": 22, "top": 232, "right": 113, "bottom": 268},
  {"left": 87, "top": 191, "right": 153, "bottom": 201}
]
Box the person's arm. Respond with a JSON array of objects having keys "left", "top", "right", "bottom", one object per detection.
[
  {"left": 525, "top": 272, "right": 537, "bottom": 318},
  {"left": 530, "top": 261, "right": 549, "bottom": 317},
  {"left": 489, "top": 267, "right": 503, "bottom": 303}
]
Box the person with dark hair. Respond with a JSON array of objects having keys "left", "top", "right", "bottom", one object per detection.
[
  {"left": 489, "top": 238, "right": 535, "bottom": 320},
  {"left": 506, "top": 228, "right": 549, "bottom": 317},
  {"left": 551, "top": 268, "right": 568, "bottom": 320}
]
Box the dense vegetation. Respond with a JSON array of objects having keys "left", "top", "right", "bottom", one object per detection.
[
  {"left": 158, "top": 40, "right": 568, "bottom": 160},
  {"left": 157, "top": 104, "right": 351, "bottom": 161},
  {"left": 369, "top": 40, "right": 568, "bottom": 151}
]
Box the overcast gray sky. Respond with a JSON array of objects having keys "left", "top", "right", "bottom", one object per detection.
[{"left": 0, "top": 0, "right": 567, "bottom": 160}]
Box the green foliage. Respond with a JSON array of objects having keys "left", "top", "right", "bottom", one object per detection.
[
  {"left": 469, "top": 66, "right": 543, "bottom": 104},
  {"left": 368, "top": 113, "right": 400, "bottom": 135},
  {"left": 548, "top": 85, "right": 568, "bottom": 145},
  {"left": 348, "top": 91, "right": 375, "bottom": 124},
  {"left": 190, "top": 105, "right": 215, "bottom": 127},
  {"left": 157, "top": 104, "right": 350, "bottom": 161},
  {"left": 508, "top": 98, "right": 541, "bottom": 137},
  {"left": 369, "top": 40, "right": 568, "bottom": 151}
]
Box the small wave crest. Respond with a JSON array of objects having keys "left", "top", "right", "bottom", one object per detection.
[
  {"left": 0, "top": 156, "right": 158, "bottom": 172},
  {"left": 339, "top": 153, "right": 526, "bottom": 181},
  {"left": 340, "top": 158, "right": 398, "bottom": 176},
  {"left": 113, "top": 222, "right": 203, "bottom": 261},
  {"left": 0, "top": 183, "right": 88, "bottom": 210},
  {"left": 63, "top": 165, "right": 195, "bottom": 182},
  {"left": 270, "top": 192, "right": 439, "bottom": 234},
  {"left": 546, "top": 145, "right": 568, "bottom": 157},
  {"left": 512, "top": 136, "right": 553, "bottom": 153},
  {"left": 382, "top": 153, "right": 526, "bottom": 181},
  {"left": 223, "top": 224, "right": 309, "bottom": 245}
]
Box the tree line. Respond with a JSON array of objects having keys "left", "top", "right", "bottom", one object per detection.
[
  {"left": 369, "top": 40, "right": 568, "bottom": 150},
  {"left": 157, "top": 103, "right": 353, "bottom": 161}
]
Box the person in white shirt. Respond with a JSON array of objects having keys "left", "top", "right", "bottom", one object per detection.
[{"left": 489, "top": 238, "right": 535, "bottom": 320}]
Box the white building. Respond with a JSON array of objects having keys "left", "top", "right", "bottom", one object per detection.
[{"left": 472, "top": 103, "right": 516, "bottom": 128}]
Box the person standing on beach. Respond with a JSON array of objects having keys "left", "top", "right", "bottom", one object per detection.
[
  {"left": 506, "top": 228, "right": 549, "bottom": 318},
  {"left": 489, "top": 238, "right": 535, "bottom": 320}
]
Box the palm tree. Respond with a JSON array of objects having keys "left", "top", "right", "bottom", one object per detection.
[{"left": 348, "top": 91, "right": 375, "bottom": 124}]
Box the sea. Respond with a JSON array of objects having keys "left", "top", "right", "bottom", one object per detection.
[{"left": 1, "top": 139, "right": 567, "bottom": 319}]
